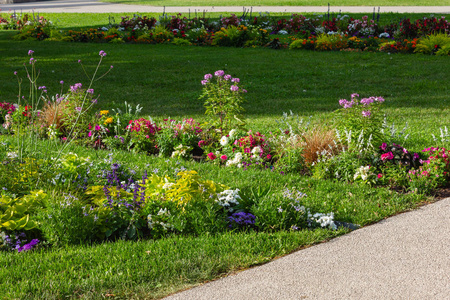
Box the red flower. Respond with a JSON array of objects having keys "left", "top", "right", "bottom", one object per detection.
[{"left": 207, "top": 152, "right": 216, "bottom": 160}]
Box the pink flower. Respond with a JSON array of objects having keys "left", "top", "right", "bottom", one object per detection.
[
  {"left": 88, "top": 131, "right": 92, "bottom": 137},
  {"left": 207, "top": 152, "right": 216, "bottom": 160},
  {"left": 28, "top": 50, "right": 34, "bottom": 56},
  {"left": 381, "top": 152, "right": 394, "bottom": 161},
  {"left": 377, "top": 173, "right": 383, "bottom": 179},
  {"left": 413, "top": 153, "right": 419, "bottom": 161},
  {"left": 380, "top": 143, "right": 387, "bottom": 151},
  {"left": 99, "top": 50, "right": 107, "bottom": 57},
  {"left": 267, "top": 154, "right": 272, "bottom": 160},
  {"left": 214, "top": 70, "right": 225, "bottom": 77},
  {"left": 62, "top": 137, "right": 67, "bottom": 142},
  {"left": 230, "top": 85, "right": 239, "bottom": 92},
  {"left": 362, "top": 110, "right": 371, "bottom": 117},
  {"left": 204, "top": 74, "right": 213, "bottom": 80},
  {"left": 244, "top": 148, "right": 251, "bottom": 153},
  {"left": 95, "top": 125, "right": 101, "bottom": 131},
  {"left": 201, "top": 80, "right": 208, "bottom": 85},
  {"left": 231, "top": 78, "right": 240, "bottom": 83},
  {"left": 220, "top": 155, "right": 227, "bottom": 161},
  {"left": 198, "top": 140, "right": 206, "bottom": 148}
]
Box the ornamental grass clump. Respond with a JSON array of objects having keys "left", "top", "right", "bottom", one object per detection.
[{"left": 199, "top": 70, "right": 246, "bottom": 134}]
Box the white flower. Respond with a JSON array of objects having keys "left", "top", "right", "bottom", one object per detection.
[
  {"left": 101, "top": 27, "right": 108, "bottom": 31},
  {"left": 229, "top": 129, "right": 237, "bottom": 138},
  {"left": 220, "top": 136, "right": 229, "bottom": 146},
  {"left": 278, "top": 30, "right": 288, "bottom": 35},
  {"left": 162, "top": 182, "right": 175, "bottom": 190},
  {"left": 251, "top": 146, "right": 262, "bottom": 155},
  {"left": 7, "top": 152, "right": 18, "bottom": 159},
  {"left": 216, "top": 189, "right": 241, "bottom": 211}
]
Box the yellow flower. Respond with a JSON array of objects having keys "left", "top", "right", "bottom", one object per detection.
[
  {"left": 100, "top": 110, "right": 109, "bottom": 115},
  {"left": 104, "top": 117, "right": 113, "bottom": 125}
]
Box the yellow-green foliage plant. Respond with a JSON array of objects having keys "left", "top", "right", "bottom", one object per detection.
[
  {"left": 315, "top": 33, "right": 348, "bottom": 51},
  {"left": 0, "top": 190, "right": 46, "bottom": 232},
  {"left": 414, "top": 33, "right": 450, "bottom": 55}
]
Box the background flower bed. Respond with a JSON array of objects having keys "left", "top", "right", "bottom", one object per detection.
[
  {"left": 0, "top": 17, "right": 449, "bottom": 298},
  {"left": 2, "top": 12, "right": 449, "bottom": 55}
]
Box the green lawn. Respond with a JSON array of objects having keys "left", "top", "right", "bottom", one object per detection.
[{"left": 100, "top": 0, "right": 450, "bottom": 7}]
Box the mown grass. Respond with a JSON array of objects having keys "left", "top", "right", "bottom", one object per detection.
[
  {"left": 0, "top": 20, "right": 448, "bottom": 298},
  {"left": 99, "top": 0, "right": 449, "bottom": 7}
]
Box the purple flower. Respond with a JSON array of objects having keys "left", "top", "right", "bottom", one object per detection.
[
  {"left": 99, "top": 50, "right": 107, "bottom": 57},
  {"left": 374, "top": 96, "right": 385, "bottom": 103},
  {"left": 230, "top": 85, "right": 239, "bottom": 92},
  {"left": 14, "top": 71, "right": 17, "bottom": 75},
  {"left": 95, "top": 125, "right": 101, "bottom": 131},
  {"left": 214, "top": 70, "right": 225, "bottom": 77},
  {"left": 70, "top": 83, "right": 82, "bottom": 92},
  {"left": 87, "top": 89, "right": 94, "bottom": 94},
  {"left": 380, "top": 143, "right": 387, "bottom": 151},
  {"left": 204, "top": 73, "right": 213, "bottom": 80},
  {"left": 224, "top": 74, "right": 232, "bottom": 80},
  {"left": 360, "top": 97, "right": 374, "bottom": 105},
  {"left": 201, "top": 79, "right": 208, "bottom": 85},
  {"left": 29, "top": 58, "right": 34, "bottom": 64},
  {"left": 413, "top": 153, "right": 419, "bottom": 161},
  {"left": 351, "top": 93, "right": 359, "bottom": 99},
  {"left": 362, "top": 110, "right": 371, "bottom": 117},
  {"left": 28, "top": 50, "right": 34, "bottom": 56},
  {"left": 75, "top": 107, "right": 82, "bottom": 112},
  {"left": 17, "top": 239, "right": 39, "bottom": 253},
  {"left": 38, "top": 86, "right": 46, "bottom": 90},
  {"left": 92, "top": 98, "right": 98, "bottom": 104},
  {"left": 60, "top": 80, "right": 64, "bottom": 85},
  {"left": 78, "top": 60, "right": 81, "bottom": 63},
  {"left": 110, "top": 65, "right": 113, "bottom": 69},
  {"left": 231, "top": 78, "right": 240, "bottom": 83}
]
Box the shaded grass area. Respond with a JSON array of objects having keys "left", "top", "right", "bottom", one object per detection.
[
  {"left": 0, "top": 33, "right": 449, "bottom": 151},
  {"left": 99, "top": 0, "right": 449, "bottom": 7}
]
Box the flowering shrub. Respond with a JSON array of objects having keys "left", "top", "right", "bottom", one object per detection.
[
  {"left": 199, "top": 70, "right": 246, "bottom": 134},
  {"left": 126, "top": 118, "right": 161, "bottom": 154},
  {"left": 336, "top": 93, "right": 386, "bottom": 151}
]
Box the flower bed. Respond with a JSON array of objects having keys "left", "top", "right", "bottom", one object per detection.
[
  {"left": 1, "top": 49, "right": 448, "bottom": 254},
  {"left": 2, "top": 12, "right": 450, "bottom": 55}
]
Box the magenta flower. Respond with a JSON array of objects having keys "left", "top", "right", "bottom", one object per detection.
[
  {"left": 214, "top": 70, "right": 225, "bottom": 77},
  {"left": 362, "top": 110, "right": 371, "bottom": 117},
  {"left": 75, "top": 107, "right": 82, "bottom": 112},
  {"left": 267, "top": 154, "right": 272, "bottom": 160},
  {"left": 207, "top": 152, "right": 217, "bottom": 160},
  {"left": 95, "top": 125, "right": 101, "bottom": 131},
  {"left": 231, "top": 78, "right": 240, "bottom": 83},
  {"left": 14, "top": 71, "right": 17, "bottom": 75},
  {"left": 360, "top": 97, "right": 374, "bottom": 105},
  {"left": 99, "top": 50, "right": 107, "bottom": 57},
  {"left": 380, "top": 143, "right": 387, "bottom": 151},
  {"left": 230, "top": 85, "right": 239, "bottom": 92},
  {"left": 87, "top": 89, "right": 94, "bottom": 94},
  {"left": 29, "top": 58, "right": 34, "bottom": 64},
  {"left": 224, "top": 74, "right": 232, "bottom": 80},
  {"left": 110, "top": 65, "right": 113, "bottom": 69},
  {"left": 28, "top": 50, "right": 34, "bottom": 56},
  {"left": 204, "top": 74, "right": 213, "bottom": 80},
  {"left": 220, "top": 155, "right": 227, "bottom": 161},
  {"left": 78, "top": 60, "right": 81, "bottom": 63},
  {"left": 201, "top": 79, "right": 208, "bottom": 85},
  {"left": 381, "top": 152, "right": 394, "bottom": 161},
  {"left": 60, "top": 80, "right": 64, "bottom": 84},
  {"left": 413, "top": 153, "right": 419, "bottom": 161}
]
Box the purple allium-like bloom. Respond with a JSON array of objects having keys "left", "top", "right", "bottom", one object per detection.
[
  {"left": 204, "top": 73, "right": 213, "bottom": 80},
  {"left": 362, "top": 110, "right": 371, "bottom": 117},
  {"left": 214, "top": 70, "right": 225, "bottom": 77},
  {"left": 224, "top": 74, "right": 232, "bottom": 80},
  {"left": 28, "top": 50, "right": 34, "bottom": 56},
  {"left": 231, "top": 78, "right": 240, "bottom": 83},
  {"left": 99, "top": 50, "right": 107, "bottom": 57},
  {"left": 78, "top": 60, "right": 81, "bottom": 63},
  {"left": 29, "top": 58, "right": 34, "bottom": 64},
  {"left": 201, "top": 79, "right": 208, "bottom": 85},
  {"left": 230, "top": 85, "right": 239, "bottom": 92},
  {"left": 60, "top": 80, "right": 64, "bottom": 84},
  {"left": 87, "top": 89, "right": 94, "bottom": 94},
  {"left": 14, "top": 71, "right": 17, "bottom": 75},
  {"left": 38, "top": 86, "right": 46, "bottom": 90},
  {"left": 110, "top": 65, "right": 113, "bottom": 69}
]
